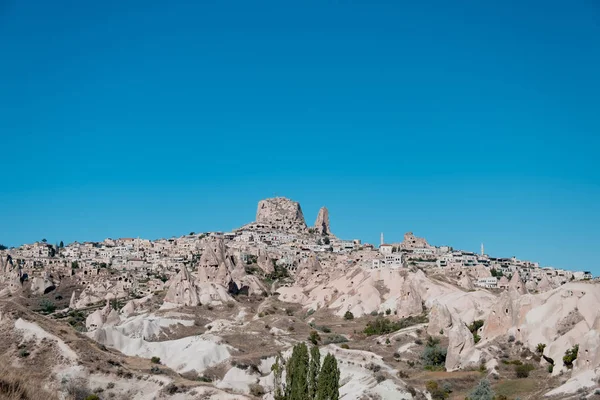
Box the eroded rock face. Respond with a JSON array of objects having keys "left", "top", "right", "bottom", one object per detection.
[
  {"left": 256, "top": 197, "right": 306, "bottom": 232},
  {"left": 398, "top": 232, "right": 431, "bottom": 250},
  {"left": 314, "top": 207, "right": 330, "bottom": 235},
  {"left": 164, "top": 267, "right": 201, "bottom": 306},
  {"left": 427, "top": 301, "right": 453, "bottom": 336},
  {"left": 458, "top": 274, "right": 475, "bottom": 291},
  {"left": 446, "top": 314, "right": 480, "bottom": 371}
]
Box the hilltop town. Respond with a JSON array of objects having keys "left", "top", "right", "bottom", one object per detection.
[
  {"left": 0, "top": 197, "right": 599, "bottom": 400},
  {"left": 2, "top": 197, "right": 592, "bottom": 303}
]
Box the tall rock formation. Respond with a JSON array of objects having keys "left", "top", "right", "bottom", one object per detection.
[
  {"left": 164, "top": 267, "right": 201, "bottom": 306},
  {"left": 255, "top": 197, "right": 307, "bottom": 232},
  {"left": 314, "top": 207, "right": 330, "bottom": 235}
]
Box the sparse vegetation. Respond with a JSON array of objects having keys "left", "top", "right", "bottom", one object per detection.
[
  {"left": 536, "top": 343, "right": 547, "bottom": 354},
  {"left": 515, "top": 363, "right": 535, "bottom": 378},
  {"left": 364, "top": 314, "right": 428, "bottom": 336},
  {"left": 39, "top": 299, "right": 56, "bottom": 314},
  {"left": 343, "top": 311, "right": 354, "bottom": 320},
  {"left": 563, "top": 344, "right": 579, "bottom": 369},
  {"left": 151, "top": 356, "right": 161, "bottom": 364},
  {"left": 467, "top": 320, "right": 484, "bottom": 344},
  {"left": 426, "top": 380, "right": 451, "bottom": 399},
  {"left": 421, "top": 336, "right": 447, "bottom": 369},
  {"left": 468, "top": 379, "right": 494, "bottom": 400}
]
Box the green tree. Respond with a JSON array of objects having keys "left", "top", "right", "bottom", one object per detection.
[
  {"left": 271, "top": 352, "right": 285, "bottom": 400},
  {"left": 59, "top": 241, "right": 64, "bottom": 248},
  {"left": 42, "top": 238, "right": 47, "bottom": 243},
  {"left": 308, "top": 346, "right": 321, "bottom": 399},
  {"left": 468, "top": 379, "right": 494, "bottom": 400},
  {"left": 343, "top": 311, "right": 354, "bottom": 320},
  {"left": 286, "top": 343, "right": 309, "bottom": 400},
  {"left": 316, "top": 353, "right": 340, "bottom": 400}
]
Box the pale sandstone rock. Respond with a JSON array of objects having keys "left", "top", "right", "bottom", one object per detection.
[
  {"left": 255, "top": 197, "right": 307, "bottom": 232},
  {"left": 427, "top": 301, "right": 453, "bottom": 336},
  {"left": 458, "top": 274, "right": 475, "bottom": 290},
  {"left": 164, "top": 267, "right": 201, "bottom": 306},
  {"left": 446, "top": 313, "right": 480, "bottom": 371},
  {"left": 314, "top": 206, "right": 330, "bottom": 235}
]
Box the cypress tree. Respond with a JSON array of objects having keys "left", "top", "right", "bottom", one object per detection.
[
  {"left": 286, "top": 343, "right": 309, "bottom": 400},
  {"left": 316, "top": 353, "right": 340, "bottom": 400},
  {"left": 308, "top": 346, "right": 321, "bottom": 399},
  {"left": 271, "top": 352, "right": 285, "bottom": 400}
]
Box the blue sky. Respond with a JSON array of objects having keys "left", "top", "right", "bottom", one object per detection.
[{"left": 0, "top": 1, "right": 598, "bottom": 273}]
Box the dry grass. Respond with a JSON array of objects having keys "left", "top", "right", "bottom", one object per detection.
[{"left": 0, "top": 365, "right": 59, "bottom": 400}]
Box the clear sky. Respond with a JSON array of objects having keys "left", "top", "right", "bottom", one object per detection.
[{"left": 0, "top": 1, "right": 598, "bottom": 273}]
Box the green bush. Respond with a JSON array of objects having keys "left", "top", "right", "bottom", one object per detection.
[
  {"left": 364, "top": 315, "right": 428, "bottom": 336},
  {"left": 563, "top": 344, "right": 579, "bottom": 369},
  {"left": 308, "top": 330, "right": 321, "bottom": 345},
  {"left": 151, "top": 356, "right": 161, "bottom": 364},
  {"left": 39, "top": 299, "right": 56, "bottom": 313},
  {"left": 536, "top": 343, "right": 546, "bottom": 354},
  {"left": 343, "top": 311, "right": 354, "bottom": 320},
  {"left": 426, "top": 380, "right": 450, "bottom": 399},
  {"left": 422, "top": 343, "right": 447, "bottom": 367},
  {"left": 515, "top": 363, "right": 534, "bottom": 378}
]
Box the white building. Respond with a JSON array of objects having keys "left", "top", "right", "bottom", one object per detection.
[
  {"left": 475, "top": 277, "right": 498, "bottom": 288},
  {"left": 379, "top": 244, "right": 393, "bottom": 255}
]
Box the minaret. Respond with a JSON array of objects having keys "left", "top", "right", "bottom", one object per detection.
[
  {"left": 481, "top": 243, "right": 484, "bottom": 256},
  {"left": 380, "top": 233, "right": 384, "bottom": 246}
]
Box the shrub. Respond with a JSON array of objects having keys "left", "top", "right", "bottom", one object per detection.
[
  {"left": 563, "top": 344, "right": 579, "bottom": 369},
  {"left": 107, "top": 382, "right": 115, "bottom": 389},
  {"left": 340, "top": 344, "right": 349, "bottom": 349},
  {"left": 151, "top": 356, "right": 161, "bottom": 364},
  {"left": 469, "top": 379, "right": 494, "bottom": 400},
  {"left": 249, "top": 384, "right": 265, "bottom": 396},
  {"left": 385, "top": 338, "right": 391, "bottom": 345},
  {"left": 515, "top": 363, "right": 534, "bottom": 378},
  {"left": 547, "top": 364, "right": 554, "bottom": 373},
  {"left": 364, "top": 314, "right": 428, "bottom": 336},
  {"left": 308, "top": 330, "right": 321, "bottom": 345},
  {"left": 508, "top": 335, "right": 515, "bottom": 343},
  {"left": 318, "top": 326, "right": 331, "bottom": 333},
  {"left": 398, "top": 370, "right": 409, "bottom": 379},
  {"left": 426, "top": 380, "right": 449, "bottom": 400},
  {"left": 344, "top": 311, "right": 354, "bottom": 320},
  {"left": 84, "top": 396, "right": 100, "bottom": 400},
  {"left": 285, "top": 308, "right": 294, "bottom": 316},
  {"left": 370, "top": 311, "right": 379, "bottom": 316},
  {"left": 18, "top": 349, "right": 30, "bottom": 358},
  {"left": 414, "top": 339, "right": 423, "bottom": 345},
  {"left": 375, "top": 374, "right": 386, "bottom": 383},
  {"left": 422, "top": 344, "right": 447, "bottom": 368},
  {"left": 386, "top": 309, "right": 391, "bottom": 315},
  {"left": 323, "top": 334, "right": 348, "bottom": 344},
  {"left": 39, "top": 299, "right": 56, "bottom": 313},
  {"left": 536, "top": 343, "right": 547, "bottom": 354},
  {"left": 306, "top": 309, "right": 315, "bottom": 316}
]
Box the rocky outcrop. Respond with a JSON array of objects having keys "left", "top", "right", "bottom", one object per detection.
[
  {"left": 427, "top": 301, "right": 453, "bottom": 336},
  {"left": 164, "top": 267, "right": 201, "bottom": 306},
  {"left": 509, "top": 271, "right": 527, "bottom": 295},
  {"left": 86, "top": 300, "right": 120, "bottom": 331},
  {"left": 314, "top": 207, "right": 330, "bottom": 235},
  {"left": 446, "top": 314, "right": 480, "bottom": 371},
  {"left": 257, "top": 249, "right": 274, "bottom": 274},
  {"left": 30, "top": 273, "right": 56, "bottom": 295},
  {"left": 398, "top": 232, "right": 430, "bottom": 250},
  {"left": 458, "top": 274, "right": 475, "bottom": 291},
  {"left": 395, "top": 278, "right": 423, "bottom": 318},
  {"left": 255, "top": 197, "right": 306, "bottom": 232}
]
